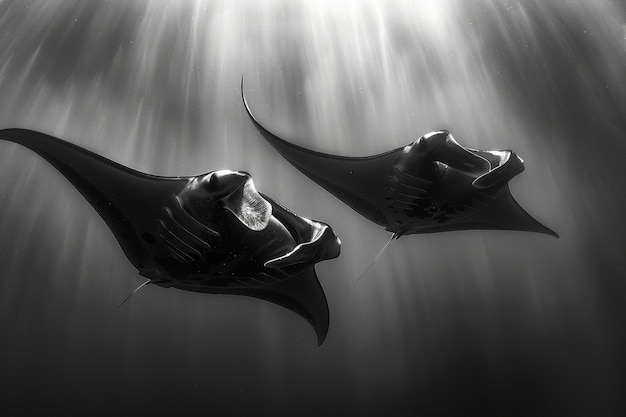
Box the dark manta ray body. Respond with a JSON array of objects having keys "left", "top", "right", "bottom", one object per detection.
[
  {"left": 0, "top": 129, "right": 340, "bottom": 344},
  {"left": 242, "top": 91, "right": 558, "bottom": 239}
]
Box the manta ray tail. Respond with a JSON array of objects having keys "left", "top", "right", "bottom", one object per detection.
[
  {"left": 117, "top": 279, "right": 152, "bottom": 308},
  {"left": 354, "top": 233, "right": 398, "bottom": 284}
]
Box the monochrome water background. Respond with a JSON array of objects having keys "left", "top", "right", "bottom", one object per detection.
[{"left": 0, "top": 1, "right": 625, "bottom": 415}]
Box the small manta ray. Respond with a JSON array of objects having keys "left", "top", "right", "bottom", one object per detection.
[
  {"left": 242, "top": 84, "right": 558, "bottom": 277},
  {"left": 0, "top": 129, "right": 341, "bottom": 344}
]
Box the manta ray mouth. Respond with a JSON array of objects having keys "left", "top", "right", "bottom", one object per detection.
[
  {"left": 219, "top": 174, "right": 273, "bottom": 232},
  {"left": 210, "top": 171, "right": 340, "bottom": 268},
  {"left": 238, "top": 178, "right": 272, "bottom": 231},
  {"left": 198, "top": 170, "right": 272, "bottom": 232}
]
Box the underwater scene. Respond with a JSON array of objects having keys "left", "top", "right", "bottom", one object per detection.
[{"left": 0, "top": 1, "right": 625, "bottom": 416}]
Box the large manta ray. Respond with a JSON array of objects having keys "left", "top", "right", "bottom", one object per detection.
[
  {"left": 0, "top": 129, "right": 341, "bottom": 344},
  {"left": 242, "top": 87, "right": 558, "bottom": 241}
]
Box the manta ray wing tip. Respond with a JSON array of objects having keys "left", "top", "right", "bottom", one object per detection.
[{"left": 534, "top": 225, "right": 559, "bottom": 239}]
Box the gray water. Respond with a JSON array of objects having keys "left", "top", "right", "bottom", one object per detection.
[{"left": 0, "top": 1, "right": 625, "bottom": 416}]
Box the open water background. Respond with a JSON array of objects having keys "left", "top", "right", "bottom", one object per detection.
[{"left": 0, "top": 1, "right": 625, "bottom": 415}]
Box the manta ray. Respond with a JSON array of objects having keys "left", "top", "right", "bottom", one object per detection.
[
  {"left": 0, "top": 129, "right": 341, "bottom": 344},
  {"left": 242, "top": 86, "right": 558, "bottom": 245}
]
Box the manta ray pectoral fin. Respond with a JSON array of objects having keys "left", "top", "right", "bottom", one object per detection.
[
  {"left": 470, "top": 185, "right": 559, "bottom": 238},
  {"left": 258, "top": 268, "right": 330, "bottom": 345},
  {"left": 257, "top": 269, "right": 330, "bottom": 345},
  {"left": 242, "top": 82, "right": 403, "bottom": 226},
  {"left": 0, "top": 128, "right": 189, "bottom": 271},
  {"left": 205, "top": 268, "right": 330, "bottom": 345}
]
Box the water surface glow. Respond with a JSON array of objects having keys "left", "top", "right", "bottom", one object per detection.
[{"left": 1, "top": 1, "right": 625, "bottom": 415}]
